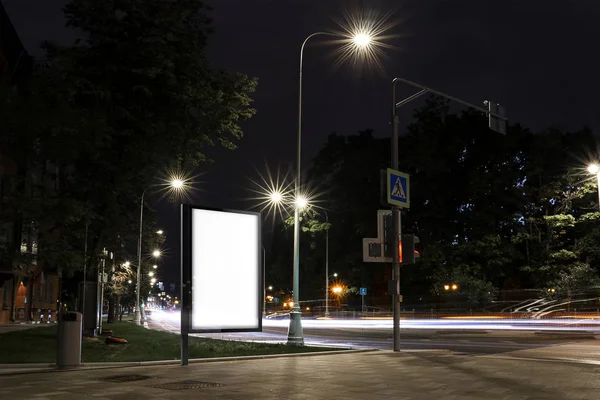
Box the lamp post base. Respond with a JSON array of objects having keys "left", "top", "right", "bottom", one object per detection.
[
  {"left": 133, "top": 310, "right": 142, "bottom": 325},
  {"left": 286, "top": 310, "right": 304, "bottom": 346}
]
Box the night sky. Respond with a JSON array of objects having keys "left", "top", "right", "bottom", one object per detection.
[{"left": 4, "top": 0, "right": 600, "bottom": 285}]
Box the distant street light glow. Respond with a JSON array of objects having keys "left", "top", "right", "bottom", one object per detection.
[
  {"left": 589, "top": 163, "right": 600, "bottom": 212},
  {"left": 152, "top": 250, "right": 161, "bottom": 257}
]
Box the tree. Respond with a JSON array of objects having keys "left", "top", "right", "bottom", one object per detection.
[
  {"left": 0, "top": 0, "right": 258, "bottom": 298},
  {"left": 299, "top": 96, "right": 600, "bottom": 311}
]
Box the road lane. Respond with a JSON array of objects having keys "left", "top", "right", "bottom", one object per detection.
[{"left": 146, "top": 310, "right": 573, "bottom": 355}]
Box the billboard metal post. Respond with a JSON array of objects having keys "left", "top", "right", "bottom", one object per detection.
[{"left": 180, "top": 204, "right": 192, "bottom": 366}]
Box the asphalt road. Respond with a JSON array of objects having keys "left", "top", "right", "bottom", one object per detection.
[{"left": 147, "top": 311, "right": 583, "bottom": 355}]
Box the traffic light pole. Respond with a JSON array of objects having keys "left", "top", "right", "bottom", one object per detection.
[
  {"left": 390, "top": 75, "right": 507, "bottom": 352},
  {"left": 391, "top": 79, "right": 401, "bottom": 352}
]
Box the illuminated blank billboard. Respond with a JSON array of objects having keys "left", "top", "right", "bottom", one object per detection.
[{"left": 185, "top": 206, "right": 262, "bottom": 332}]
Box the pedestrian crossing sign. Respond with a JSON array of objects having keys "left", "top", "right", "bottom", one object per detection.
[{"left": 387, "top": 168, "right": 410, "bottom": 208}]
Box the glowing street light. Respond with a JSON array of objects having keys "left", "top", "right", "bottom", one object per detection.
[
  {"left": 270, "top": 191, "right": 283, "bottom": 204},
  {"left": 353, "top": 32, "right": 372, "bottom": 47},
  {"left": 287, "top": 17, "right": 389, "bottom": 347},
  {"left": 295, "top": 196, "right": 309, "bottom": 209},
  {"left": 156, "top": 230, "right": 164, "bottom": 235},
  {"left": 124, "top": 261, "right": 130, "bottom": 268},
  {"left": 171, "top": 179, "right": 184, "bottom": 189},
  {"left": 588, "top": 163, "right": 600, "bottom": 211},
  {"left": 153, "top": 265, "right": 158, "bottom": 269},
  {"left": 135, "top": 175, "right": 192, "bottom": 326},
  {"left": 148, "top": 272, "right": 154, "bottom": 277},
  {"left": 152, "top": 250, "right": 161, "bottom": 258}
]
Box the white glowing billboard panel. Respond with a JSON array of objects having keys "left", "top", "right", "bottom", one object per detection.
[{"left": 189, "top": 208, "right": 261, "bottom": 332}]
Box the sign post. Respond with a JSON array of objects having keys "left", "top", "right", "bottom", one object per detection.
[{"left": 359, "top": 287, "right": 367, "bottom": 312}]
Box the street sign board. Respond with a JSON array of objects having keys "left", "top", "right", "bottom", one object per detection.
[
  {"left": 359, "top": 287, "right": 367, "bottom": 296},
  {"left": 386, "top": 168, "right": 410, "bottom": 208}
]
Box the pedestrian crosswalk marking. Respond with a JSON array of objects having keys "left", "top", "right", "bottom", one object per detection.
[{"left": 392, "top": 177, "right": 406, "bottom": 199}]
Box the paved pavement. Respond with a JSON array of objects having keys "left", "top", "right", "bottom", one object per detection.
[{"left": 2, "top": 349, "right": 600, "bottom": 399}]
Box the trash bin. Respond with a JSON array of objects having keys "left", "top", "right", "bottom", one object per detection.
[{"left": 57, "top": 311, "right": 82, "bottom": 368}]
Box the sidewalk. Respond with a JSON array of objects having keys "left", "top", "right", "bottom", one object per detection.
[
  {"left": 1, "top": 349, "right": 599, "bottom": 399},
  {"left": 0, "top": 323, "right": 53, "bottom": 334}
]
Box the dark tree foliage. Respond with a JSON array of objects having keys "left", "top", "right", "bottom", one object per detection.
[
  {"left": 0, "top": 0, "right": 257, "bottom": 309},
  {"left": 268, "top": 96, "right": 599, "bottom": 310}
]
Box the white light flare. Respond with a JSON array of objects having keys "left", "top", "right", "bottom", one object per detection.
[
  {"left": 248, "top": 165, "right": 294, "bottom": 222},
  {"left": 329, "top": 8, "right": 400, "bottom": 74}
]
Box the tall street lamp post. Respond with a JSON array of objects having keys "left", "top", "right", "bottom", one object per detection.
[
  {"left": 288, "top": 30, "right": 374, "bottom": 347},
  {"left": 324, "top": 210, "right": 330, "bottom": 317},
  {"left": 134, "top": 178, "right": 185, "bottom": 325}
]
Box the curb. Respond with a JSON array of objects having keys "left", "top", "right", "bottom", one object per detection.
[
  {"left": 479, "top": 354, "right": 600, "bottom": 367},
  {"left": 0, "top": 348, "right": 378, "bottom": 377},
  {"left": 533, "top": 331, "right": 599, "bottom": 340}
]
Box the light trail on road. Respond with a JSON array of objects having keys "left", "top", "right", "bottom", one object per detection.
[{"left": 149, "top": 310, "right": 600, "bottom": 332}]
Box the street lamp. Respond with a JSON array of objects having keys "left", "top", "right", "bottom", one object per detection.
[
  {"left": 323, "top": 210, "right": 330, "bottom": 317},
  {"left": 288, "top": 30, "right": 374, "bottom": 346},
  {"left": 588, "top": 164, "right": 600, "bottom": 211},
  {"left": 353, "top": 33, "right": 372, "bottom": 47},
  {"left": 270, "top": 191, "right": 283, "bottom": 204},
  {"left": 135, "top": 177, "right": 188, "bottom": 326}
]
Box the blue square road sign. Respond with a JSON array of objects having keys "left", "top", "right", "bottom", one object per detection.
[
  {"left": 387, "top": 168, "right": 410, "bottom": 208},
  {"left": 359, "top": 287, "right": 367, "bottom": 296}
]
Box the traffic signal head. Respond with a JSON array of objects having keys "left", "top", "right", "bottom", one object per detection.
[{"left": 401, "top": 234, "right": 419, "bottom": 265}]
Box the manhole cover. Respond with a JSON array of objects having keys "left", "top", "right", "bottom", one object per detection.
[
  {"left": 101, "top": 374, "right": 152, "bottom": 383},
  {"left": 153, "top": 380, "right": 223, "bottom": 390}
]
